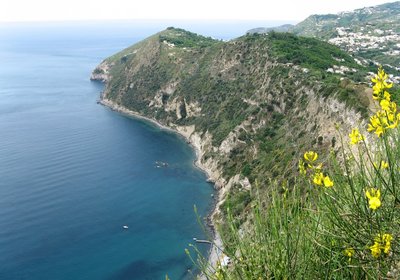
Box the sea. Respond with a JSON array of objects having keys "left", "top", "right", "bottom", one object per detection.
[{"left": 0, "top": 19, "right": 291, "bottom": 280}]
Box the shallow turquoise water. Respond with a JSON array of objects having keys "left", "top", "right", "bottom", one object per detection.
[{"left": 0, "top": 22, "right": 216, "bottom": 280}]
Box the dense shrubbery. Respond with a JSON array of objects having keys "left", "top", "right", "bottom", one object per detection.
[
  {"left": 267, "top": 32, "right": 361, "bottom": 71},
  {"left": 159, "top": 27, "right": 217, "bottom": 48},
  {"left": 190, "top": 68, "right": 400, "bottom": 279}
]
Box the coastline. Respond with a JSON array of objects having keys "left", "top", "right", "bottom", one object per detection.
[{"left": 99, "top": 98, "right": 224, "bottom": 270}]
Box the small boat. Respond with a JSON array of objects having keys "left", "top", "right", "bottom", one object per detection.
[
  {"left": 123, "top": 225, "right": 129, "bottom": 229},
  {"left": 155, "top": 161, "right": 168, "bottom": 168}
]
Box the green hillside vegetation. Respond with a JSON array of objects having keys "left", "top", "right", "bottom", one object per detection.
[
  {"left": 160, "top": 27, "right": 217, "bottom": 48},
  {"left": 267, "top": 32, "right": 359, "bottom": 70}
]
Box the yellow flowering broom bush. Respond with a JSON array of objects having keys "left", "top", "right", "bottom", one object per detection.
[
  {"left": 188, "top": 67, "right": 400, "bottom": 279},
  {"left": 300, "top": 67, "right": 400, "bottom": 278}
]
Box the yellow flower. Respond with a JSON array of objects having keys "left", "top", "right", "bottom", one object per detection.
[
  {"left": 381, "top": 160, "right": 389, "bottom": 169},
  {"left": 304, "top": 151, "right": 318, "bottom": 163},
  {"left": 372, "top": 89, "right": 381, "bottom": 100},
  {"left": 344, "top": 247, "right": 355, "bottom": 258},
  {"left": 378, "top": 67, "right": 388, "bottom": 79},
  {"left": 373, "top": 81, "right": 384, "bottom": 95},
  {"left": 388, "top": 115, "right": 399, "bottom": 129},
  {"left": 384, "top": 91, "right": 391, "bottom": 101},
  {"left": 313, "top": 172, "right": 324, "bottom": 186},
  {"left": 370, "top": 242, "right": 381, "bottom": 258},
  {"left": 368, "top": 114, "right": 384, "bottom": 137},
  {"left": 367, "top": 109, "right": 400, "bottom": 137},
  {"left": 375, "top": 125, "right": 384, "bottom": 137},
  {"left": 372, "top": 67, "right": 389, "bottom": 84},
  {"left": 380, "top": 99, "right": 397, "bottom": 114},
  {"left": 323, "top": 175, "right": 334, "bottom": 188},
  {"left": 349, "top": 128, "right": 364, "bottom": 145},
  {"left": 384, "top": 80, "right": 393, "bottom": 89},
  {"left": 370, "top": 233, "right": 393, "bottom": 258},
  {"left": 371, "top": 67, "right": 393, "bottom": 101},
  {"left": 298, "top": 159, "right": 307, "bottom": 175},
  {"left": 369, "top": 114, "right": 381, "bottom": 128},
  {"left": 374, "top": 160, "right": 389, "bottom": 169},
  {"left": 380, "top": 234, "right": 393, "bottom": 254},
  {"left": 313, "top": 172, "right": 333, "bottom": 188},
  {"left": 365, "top": 188, "right": 381, "bottom": 210},
  {"left": 388, "top": 112, "right": 396, "bottom": 122},
  {"left": 380, "top": 99, "right": 391, "bottom": 111}
]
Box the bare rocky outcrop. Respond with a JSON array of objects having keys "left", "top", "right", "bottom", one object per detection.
[
  {"left": 90, "top": 61, "right": 110, "bottom": 82},
  {"left": 149, "top": 81, "right": 179, "bottom": 108}
]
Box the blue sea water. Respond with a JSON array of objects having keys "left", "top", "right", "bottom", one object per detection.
[{"left": 0, "top": 20, "right": 289, "bottom": 279}]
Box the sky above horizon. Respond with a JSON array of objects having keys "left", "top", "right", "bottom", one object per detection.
[{"left": 0, "top": 0, "right": 395, "bottom": 23}]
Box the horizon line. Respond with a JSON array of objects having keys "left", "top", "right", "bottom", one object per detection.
[{"left": 0, "top": 18, "right": 300, "bottom": 25}]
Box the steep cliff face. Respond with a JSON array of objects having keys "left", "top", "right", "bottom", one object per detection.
[
  {"left": 90, "top": 62, "right": 110, "bottom": 82},
  {"left": 93, "top": 27, "right": 371, "bottom": 221}
]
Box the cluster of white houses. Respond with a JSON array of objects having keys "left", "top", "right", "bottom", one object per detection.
[{"left": 328, "top": 27, "right": 400, "bottom": 54}]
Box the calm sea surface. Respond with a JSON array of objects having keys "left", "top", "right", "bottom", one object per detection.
[{"left": 0, "top": 20, "right": 290, "bottom": 279}]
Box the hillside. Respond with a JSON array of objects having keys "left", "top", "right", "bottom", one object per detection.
[
  {"left": 249, "top": 1, "right": 400, "bottom": 74},
  {"left": 294, "top": 2, "right": 400, "bottom": 68},
  {"left": 247, "top": 24, "right": 294, "bottom": 34},
  {"left": 92, "top": 27, "right": 372, "bottom": 237}
]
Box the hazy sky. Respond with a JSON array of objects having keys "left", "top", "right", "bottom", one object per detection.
[{"left": 0, "top": 0, "right": 395, "bottom": 22}]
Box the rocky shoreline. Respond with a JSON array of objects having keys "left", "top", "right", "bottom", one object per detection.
[{"left": 99, "top": 98, "right": 224, "bottom": 270}]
